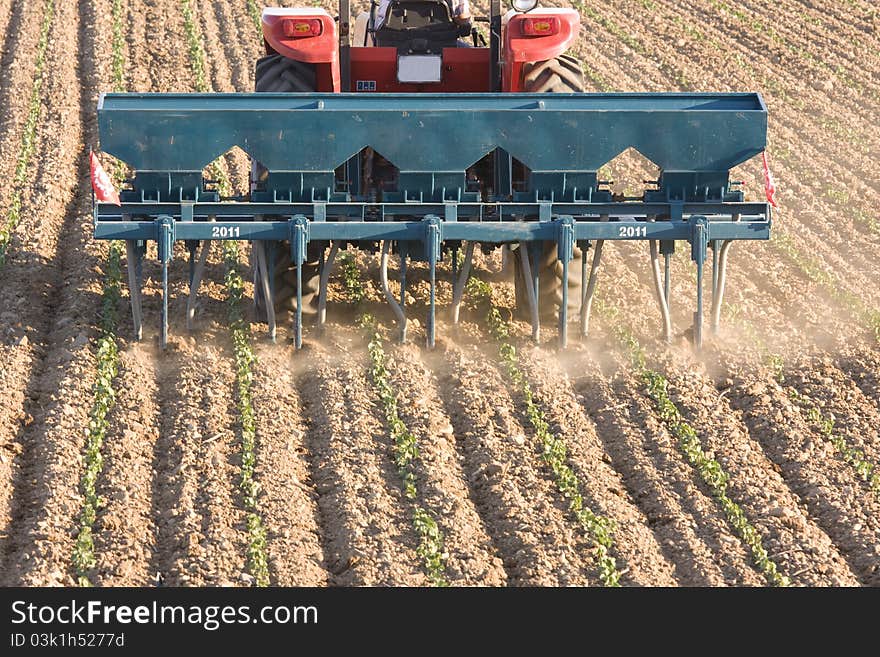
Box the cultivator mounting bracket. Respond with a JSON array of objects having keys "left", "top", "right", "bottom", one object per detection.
[{"left": 93, "top": 91, "right": 771, "bottom": 349}]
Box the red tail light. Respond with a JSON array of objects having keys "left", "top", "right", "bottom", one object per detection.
[
  {"left": 521, "top": 16, "right": 560, "bottom": 36},
  {"left": 281, "top": 18, "right": 323, "bottom": 38}
]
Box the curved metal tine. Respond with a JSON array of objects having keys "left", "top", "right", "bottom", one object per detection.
[
  {"left": 318, "top": 242, "right": 339, "bottom": 333},
  {"left": 518, "top": 242, "right": 540, "bottom": 342},
  {"left": 711, "top": 240, "right": 720, "bottom": 303},
  {"left": 694, "top": 260, "right": 704, "bottom": 350},
  {"left": 580, "top": 244, "right": 588, "bottom": 329},
  {"left": 399, "top": 251, "right": 407, "bottom": 309},
  {"left": 125, "top": 240, "right": 143, "bottom": 341},
  {"left": 580, "top": 214, "right": 608, "bottom": 337},
  {"left": 161, "top": 255, "right": 169, "bottom": 348},
  {"left": 647, "top": 216, "right": 672, "bottom": 343},
  {"left": 451, "top": 240, "right": 475, "bottom": 324},
  {"left": 664, "top": 251, "right": 671, "bottom": 304},
  {"left": 560, "top": 250, "right": 569, "bottom": 348},
  {"left": 427, "top": 246, "right": 436, "bottom": 349},
  {"left": 710, "top": 240, "right": 733, "bottom": 333},
  {"left": 186, "top": 217, "right": 215, "bottom": 333},
  {"left": 187, "top": 242, "right": 197, "bottom": 287},
  {"left": 650, "top": 239, "right": 673, "bottom": 343},
  {"left": 255, "top": 241, "right": 276, "bottom": 341},
  {"left": 710, "top": 214, "right": 738, "bottom": 333},
  {"left": 451, "top": 244, "right": 458, "bottom": 287},
  {"left": 380, "top": 240, "right": 407, "bottom": 342}
]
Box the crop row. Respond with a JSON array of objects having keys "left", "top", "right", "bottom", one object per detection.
[
  {"left": 724, "top": 307, "right": 880, "bottom": 507},
  {"left": 596, "top": 301, "right": 789, "bottom": 586},
  {"left": 247, "top": 0, "right": 261, "bottom": 32},
  {"left": 0, "top": 0, "right": 56, "bottom": 266},
  {"left": 222, "top": 243, "right": 270, "bottom": 586},
  {"left": 70, "top": 0, "right": 128, "bottom": 586},
  {"left": 465, "top": 276, "right": 622, "bottom": 586},
  {"left": 770, "top": 230, "right": 880, "bottom": 342},
  {"left": 787, "top": 388, "right": 880, "bottom": 498},
  {"left": 182, "top": 0, "right": 269, "bottom": 585},
  {"left": 71, "top": 244, "right": 123, "bottom": 585},
  {"left": 339, "top": 253, "right": 448, "bottom": 585},
  {"left": 706, "top": 0, "right": 871, "bottom": 99}
]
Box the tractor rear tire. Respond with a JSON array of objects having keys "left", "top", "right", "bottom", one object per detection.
[
  {"left": 252, "top": 54, "right": 323, "bottom": 319},
  {"left": 255, "top": 53, "right": 317, "bottom": 92},
  {"left": 521, "top": 53, "right": 585, "bottom": 93},
  {"left": 514, "top": 54, "right": 585, "bottom": 320}
]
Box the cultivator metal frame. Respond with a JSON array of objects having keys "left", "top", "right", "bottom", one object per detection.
[{"left": 93, "top": 91, "right": 771, "bottom": 349}]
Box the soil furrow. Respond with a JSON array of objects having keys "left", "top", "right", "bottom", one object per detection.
[
  {"left": 725, "top": 374, "right": 880, "bottom": 584},
  {"left": 521, "top": 347, "right": 680, "bottom": 586},
  {"left": 299, "top": 346, "right": 427, "bottom": 586},
  {"left": 148, "top": 344, "right": 249, "bottom": 587},
  {"left": 568, "top": 348, "right": 764, "bottom": 586},
  {"left": 197, "top": 0, "right": 240, "bottom": 93},
  {"left": 388, "top": 344, "right": 508, "bottom": 585},
  {"left": 91, "top": 343, "right": 161, "bottom": 586},
  {"left": 251, "top": 345, "right": 328, "bottom": 586},
  {"left": 435, "top": 343, "right": 608, "bottom": 586},
  {"left": 663, "top": 359, "right": 861, "bottom": 586},
  {"left": 0, "top": 0, "right": 106, "bottom": 585},
  {"left": 140, "top": 0, "right": 192, "bottom": 93},
  {"left": 124, "top": 0, "right": 152, "bottom": 92}
]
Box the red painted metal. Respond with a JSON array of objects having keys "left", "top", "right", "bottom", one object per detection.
[
  {"left": 521, "top": 16, "right": 560, "bottom": 37},
  {"left": 349, "top": 47, "right": 490, "bottom": 93},
  {"left": 262, "top": 7, "right": 580, "bottom": 94},
  {"left": 262, "top": 10, "right": 341, "bottom": 91},
  {"left": 502, "top": 9, "right": 579, "bottom": 91},
  {"left": 281, "top": 18, "right": 323, "bottom": 38}
]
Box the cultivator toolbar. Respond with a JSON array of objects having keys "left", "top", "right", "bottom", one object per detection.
[{"left": 93, "top": 91, "right": 771, "bottom": 349}]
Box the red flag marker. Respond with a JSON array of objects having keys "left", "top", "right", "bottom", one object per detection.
[
  {"left": 762, "top": 152, "right": 777, "bottom": 208},
  {"left": 90, "top": 150, "right": 121, "bottom": 206}
]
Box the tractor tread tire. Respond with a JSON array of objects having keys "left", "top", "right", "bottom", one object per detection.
[
  {"left": 514, "top": 54, "right": 585, "bottom": 319},
  {"left": 255, "top": 54, "right": 317, "bottom": 92},
  {"left": 252, "top": 54, "right": 322, "bottom": 318},
  {"left": 521, "top": 54, "right": 585, "bottom": 94}
]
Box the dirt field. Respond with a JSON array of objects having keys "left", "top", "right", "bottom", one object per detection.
[{"left": 0, "top": 0, "right": 877, "bottom": 586}]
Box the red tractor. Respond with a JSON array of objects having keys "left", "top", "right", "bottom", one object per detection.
[{"left": 253, "top": 0, "right": 585, "bottom": 319}]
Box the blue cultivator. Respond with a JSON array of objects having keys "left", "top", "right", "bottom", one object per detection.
[{"left": 93, "top": 91, "right": 771, "bottom": 349}]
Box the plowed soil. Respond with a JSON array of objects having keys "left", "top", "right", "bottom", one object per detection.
[{"left": 0, "top": 0, "right": 877, "bottom": 587}]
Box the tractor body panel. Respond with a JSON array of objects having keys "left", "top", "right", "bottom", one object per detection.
[
  {"left": 349, "top": 47, "right": 490, "bottom": 92},
  {"left": 503, "top": 9, "right": 580, "bottom": 91},
  {"left": 262, "top": 8, "right": 340, "bottom": 91},
  {"left": 262, "top": 6, "right": 580, "bottom": 93}
]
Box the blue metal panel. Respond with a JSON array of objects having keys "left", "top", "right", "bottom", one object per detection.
[
  {"left": 94, "top": 215, "right": 770, "bottom": 242},
  {"left": 98, "top": 92, "right": 767, "bottom": 179}
]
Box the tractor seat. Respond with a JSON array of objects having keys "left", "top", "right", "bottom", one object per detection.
[{"left": 375, "top": 0, "right": 471, "bottom": 51}]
